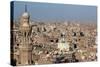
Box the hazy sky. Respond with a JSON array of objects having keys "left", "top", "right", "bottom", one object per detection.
[{"left": 12, "top": 1, "right": 97, "bottom": 22}]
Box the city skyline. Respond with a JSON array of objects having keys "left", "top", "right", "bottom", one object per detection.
[
  {"left": 12, "top": 1, "right": 97, "bottom": 23},
  {"left": 11, "top": 1, "right": 97, "bottom": 66}
]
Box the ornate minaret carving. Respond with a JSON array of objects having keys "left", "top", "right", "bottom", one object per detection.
[{"left": 18, "top": 5, "right": 32, "bottom": 65}]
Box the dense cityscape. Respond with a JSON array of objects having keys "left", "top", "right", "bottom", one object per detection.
[{"left": 11, "top": 5, "right": 97, "bottom": 66}]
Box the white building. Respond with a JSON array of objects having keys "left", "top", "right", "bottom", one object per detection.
[{"left": 57, "top": 32, "right": 70, "bottom": 51}]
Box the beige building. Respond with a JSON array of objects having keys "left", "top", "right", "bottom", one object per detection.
[{"left": 57, "top": 32, "right": 70, "bottom": 51}]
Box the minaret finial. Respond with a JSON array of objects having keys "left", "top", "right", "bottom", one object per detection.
[{"left": 25, "top": 4, "right": 27, "bottom": 12}]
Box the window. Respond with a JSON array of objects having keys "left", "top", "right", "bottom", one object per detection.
[
  {"left": 24, "top": 32, "right": 26, "bottom": 36},
  {"left": 80, "top": 32, "right": 84, "bottom": 36},
  {"left": 56, "top": 39, "right": 58, "bottom": 43},
  {"left": 50, "top": 40, "right": 54, "bottom": 42},
  {"left": 44, "top": 27, "right": 46, "bottom": 32},
  {"left": 73, "top": 44, "right": 77, "bottom": 48},
  {"left": 17, "top": 44, "right": 19, "bottom": 46},
  {"left": 31, "top": 60, "right": 35, "bottom": 64},
  {"left": 15, "top": 47, "right": 18, "bottom": 49}
]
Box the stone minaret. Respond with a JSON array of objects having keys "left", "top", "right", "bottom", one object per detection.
[{"left": 18, "top": 5, "right": 32, "bottom": 65}]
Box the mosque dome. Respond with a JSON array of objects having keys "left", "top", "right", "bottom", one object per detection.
[{"left": 22, "top": 12, "right": 30, "bottom": 18}]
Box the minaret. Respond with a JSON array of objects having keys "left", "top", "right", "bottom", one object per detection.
[{"left": 18, "top": 5, "right": 32, "bottom": 65}]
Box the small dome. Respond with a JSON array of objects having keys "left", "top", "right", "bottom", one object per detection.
[
  {"left": 62, "top": 32, "right": 65, "bottom": 35},
  {"left": 22, "top": 12, "right": 30, "bottom": 18}
]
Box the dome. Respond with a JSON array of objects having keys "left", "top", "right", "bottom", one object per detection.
[{"left": 22, "top": 12, "right": 30, "bottom": 18}]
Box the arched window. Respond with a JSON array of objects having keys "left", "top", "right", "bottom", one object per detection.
[
  {"left": 73, "top": 44, "right": 77, "bottom": 48},
  {"left": 24, "top": 32, "right": 26, "bottom": 36}
]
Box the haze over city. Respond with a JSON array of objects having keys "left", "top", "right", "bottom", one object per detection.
[
  {"left": 11, "top": 1, "right": 97, "bottom": 66},
  {"left": 12, "top": 1, "right": 97, "bottom": 23}
]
